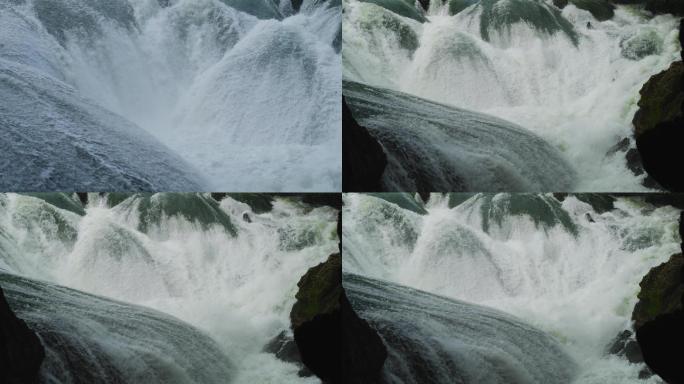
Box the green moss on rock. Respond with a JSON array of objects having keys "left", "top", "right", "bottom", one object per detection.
[
  {"left": 129, "top": 193, "right": 237, "bottom": 236},
  {"left": 359, "top": 0, "right": 427, "bottom": 23},
  {"left": 291, "top": 253, "right": 342, "bottom": 328},
  {"left": 633, "top": 61, "right": 684, "bottom": 138},
  {"left": 633, "top": 253, "right": 684, "bottom": 329},
  {"left": 23, "top": 193, "right": 85, "bottom": 216}
]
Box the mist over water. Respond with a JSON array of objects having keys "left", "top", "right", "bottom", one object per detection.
[
  {"left": 343, "top": 193, "right": 681, "bottom": 383},
  {"left": 0, "top": 193, "right": 338, "bottom": 383},
  {"left": 1, "top": 0, "right": 341, "bottom": 191},
  {"left": 343, "top": 0, "right": 680, "bottom": 191}
]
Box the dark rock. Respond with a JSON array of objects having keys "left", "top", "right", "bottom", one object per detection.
[
  {"left": 264, "top": 331, "right": 307, "bottom": 367},
  {"left": 417, "top": 0, "right": 430, "bottom": 11},
  {"left": 290, "top": 253, "right": 387, "bottom": 383},
  {"left": 225, "top": 193, "right": 274, "bottom": 214},
  {"left": 571, "top": 0, "right": 615, "bottom": 21},
  {"left": 606, "top": 137, "right": 649, "bottom": 179},
  {"left": 554, "top": 0, "right": 569, "bottom": 8},
  {"left": 301, "top": 194, "right": 342, "bottom": 210},
  {"left": 637, "top": 310, "right": 684, "bottom": 383},
  {"left": 633, "top": 62, "right": 684, "bottom": 139},
  {"left": 291, "top": 0, "right": 303, "bottom": 11},
  {"left": 291, "top": 254, "right": 342, "bottom": 382},
  {"left": 636, "top": 118, "right": 684, "bottom": 191},
  {"left": 680, "top": 19, "right": 683, "bottom": 61},
  {"left": 242, "top": 212, "right": 252, "bottom": 223},
  {"left": 643, "top": 194, "right": 684, "bottom": 210},
  {"left": 75, "top": 193, "right": 88, "bottom": 205},
  {"left": 343, "top": 97, "right": 388, "bottom": 192},
  {"left": 633, "top": 61, "right": 684, "bottom": 191},
  {"left": 0, "top": 286, "right": 45, "bottom": 384},
  {"left": 633, "top": 253, "right": 683, "bottom": 329},
  {"left": 644, "top": 0, "right": 684, "bottom": 16}
]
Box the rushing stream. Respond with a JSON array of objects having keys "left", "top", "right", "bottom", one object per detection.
[
  {"left": 0, "top": 193, "right": 339, "bottom": 383},
  {"left": 0, "top": 0, "right": 341, "bottom": 191},
  {"left": 343, "top": 0, "right": 680, "bottom": 191},
  {"left": 343, "top": 192, "right": 681, "bottom": 383}
]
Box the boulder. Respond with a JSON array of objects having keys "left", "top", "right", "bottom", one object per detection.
[
  {"left": 571, "top": 0, "right": 615, "bottom": 21},
  {"left": 633, "top": 253, "right": 683, "bottom": 329},
  {"left": 343, "top": 98, "right": 388, "bottom": 191},
  {"left": 290, "top": 254, "right": 387, "bottom": 383},
  {"left": 0, "top": 286, "right": 45, "bottom": 384},
  {"left": 633, "top": 61, "right": 684, "bottom": 191}
]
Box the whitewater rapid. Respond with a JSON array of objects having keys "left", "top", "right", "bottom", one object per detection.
[
  {"left": 343, "top": 192, "right": 681, "bottom": 383},
  {"left": 0, "top": 0, "right": 341, "bottom": 191},
  {"left": 343, "top": 0, "right": 681, "bottom": 191},
  {"left": 0, "top": 193, "right": 339, "bottom": 383}
]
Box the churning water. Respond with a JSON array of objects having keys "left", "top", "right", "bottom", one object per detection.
[
  {"left": 0, "top": 193, "right": 339, "bottom": 383},
  {"left": 343, "top": 192, "right": 681, "bottom": 383},
  {"left": 0, "top": 0, "right": 341, "bottom": 191},
  {"left": 343, "top": 0, "right": 680, "bottom": 191}
]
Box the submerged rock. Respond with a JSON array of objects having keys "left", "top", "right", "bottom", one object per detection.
[
  {"left": 290, "top": 253, "right": 387, "bottom": 383},
  {"left": 570, "top": 0, "right": 615, "bottom": 21},
  {"left": 342, "top": 97, "right": 388, "bottom": 192},
  {"left": 633, "top": 61, "right": 684, "bottom": 191},
  {"left": 0, "top": 286, "right": 44, "bottom": 384},
  {"left": 358, "top": 0, "right": 427, "bottom": 23}
]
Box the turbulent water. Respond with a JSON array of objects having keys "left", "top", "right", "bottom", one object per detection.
[
  {"left": 0, "top": 193, "right": 339, "bottom": 383},
  {"left": 343, "top": 0, "right": 681, "bottom": 191},
  {"left": 345, "top": 80, "right": 575, "bottom": 191},
  {"left": 0, "top": 0, "right": 341, "bottom": 191},
  {"left": 343, "top": 192, "right": 682, "bottom": 383}
]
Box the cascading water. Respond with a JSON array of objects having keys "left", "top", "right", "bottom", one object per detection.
[
  {"left": 0, "top": 0, "right": 341, "bottom": 191},
  {"left": 342, "top": 0, "right": 681, "bottom": 191},
  {"left": 342, "top": 192, "right": 682, "bottom": 383},
  {"left": 0, "top": 193, "right": 339, "bottom": 383}
]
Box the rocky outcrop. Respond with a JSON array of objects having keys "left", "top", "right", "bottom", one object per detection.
[
  {"left": 290, "top": 253, "right": 387, "bottom": 383},
  {"left": 633, "top": 212, "right": 684, "bottom": 383},
  {"left": 632, "top": 61, "right": 684, "bottom": 191},
  {"left": 633, "top": 253, "right": 683, "bottom": 329},
  {"left": 0, "top": 286, "right": 45, "bottom": 384},
  {"left": 343, "top": 97, "right": 388, "bottom": 192},
  {"left": 290, "top": 253, "right": 343, "bottom": 382}
]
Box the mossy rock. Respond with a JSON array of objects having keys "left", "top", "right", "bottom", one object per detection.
[
  {"left": 23, "top": 193, "right": 85, "bottom": 216},
  {"left": 104, "top": 193, "right": 133, "bottom": 208},
  {"left": 570, "top": 0, "right": 615, "bottom": 21},
  {"left": 359, "top": 0, "right": 427, "bottom": 23},
  {"left": 573, "top": 194, "right": 616, "bottom": 214},
  {"left": 633, "top": 61, "right": 684, "bottom": 138},
  {"left": 366, "top": 193, "right": 428, "bottom": 215},
  {"left": 130, "top": 193, "right": 236, "bottom": 236},
  {"left": 475, "top": 194, "right": 578, "bottom": 235},
  {"left": 633, "top": 253, "right": 684, "bottom": 329},
  {"left": 448, "top": 0, "right": 479, "bottom": 15},
  {"left": 291, "top": 253, "right": 342, "bottom": 328},
  {"left": 477, "top": 0, "right": 578, "bottom": 45},
  {"left": 225, "top": 193, "right": 274, "bottom": 214}
]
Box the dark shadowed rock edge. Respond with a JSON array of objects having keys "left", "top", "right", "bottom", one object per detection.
[
  {"left": 289, "top": 252, "right": 388, "bottom": 383},
  {"left": 632, "top": 211, "right": 684, "bottom": 383},
  {"left": 0, "top": 286, "right": 45, "bottom": 384},
  {"left": 632, "top": 19, "right": 684, "bottom": 191},
  {"left": 343, "top": 97, "right": 388, "bottom": 192}
]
